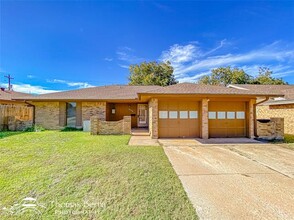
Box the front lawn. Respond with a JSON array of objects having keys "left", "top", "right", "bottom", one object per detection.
[{"left": 0, "top": 131, "right": 197, "bottom": 219}]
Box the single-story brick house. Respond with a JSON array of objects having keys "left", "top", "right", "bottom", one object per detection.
[
  {"left": 228, "top": 84, "right": 294, "bottom": 134},
  {"left": 14, "top": 83, "right": 286, "bottom": 139}
]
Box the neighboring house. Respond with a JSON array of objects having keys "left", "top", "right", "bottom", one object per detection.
[
  {"left": 229, "top": 84, "right": 294, "bottom": 134},
  {"left": 14, "top": 83, "right": 284, "bottom": 139},
  {"left": 0, "top": 89, "right": 35, "bottom": 131},
  {"left": 0, "top": 89, "right": 34, "bottom": 105}
]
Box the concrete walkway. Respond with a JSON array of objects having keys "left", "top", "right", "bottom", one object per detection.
[
  {"left": 128, "top": 136, "right": 160, "bottom": 146},
  {"left": 163, "top": 143, "right": 294, "bottom": 219}
]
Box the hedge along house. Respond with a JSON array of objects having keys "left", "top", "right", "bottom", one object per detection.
[{"left": 15, "top": 83, "right": 284, "bottom": 139}]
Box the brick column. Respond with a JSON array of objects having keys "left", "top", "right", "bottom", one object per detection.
[
  {"left": 249, "top": 99, "right": 256, "bottom": 139},
  {"left": 148, "top": 98, "right": 158, "bottom": 139},
  {"left": 123, "top": 116, "right": 131, "bottom": 134},
  {"left": 201, "top": 98, "right": 209, "bottom": 139},
  {"left": 90, "top": 116, "right": 99, "bottom": 135}
]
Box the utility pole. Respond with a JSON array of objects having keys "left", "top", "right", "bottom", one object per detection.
[{"left": 4, "top": 74, "right": 14, "bottom": 91}]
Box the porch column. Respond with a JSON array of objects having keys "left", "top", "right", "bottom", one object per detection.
[
  {"left": 248, "top": 99, "right": 256, "bottom": 139},
  {"left": 148, "top": 98, "right": 158, "bottom": 139},
  {"left": 201, "top": 98, "right": 209, "bottom": 139}
]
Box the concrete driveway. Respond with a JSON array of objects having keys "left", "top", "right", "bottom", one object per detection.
[{"left": 162, "top": 141, "right": 294, "bottom": 220}]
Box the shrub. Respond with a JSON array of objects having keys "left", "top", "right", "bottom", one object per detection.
[
  {"left": 61, "top": 127, "right": 83, "bottom": 132},
  {"left": 24, "top": 125, "right": 46, "bottom": 132}
]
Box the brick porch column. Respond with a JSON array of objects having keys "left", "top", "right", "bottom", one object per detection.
[
  {"left": 201, "top": 98, "right": 209, "bottom": 139},
  {"left": 249, "top": 99, "right": 256, "bottom": 139},
  {"left": 149, "top": 98, "right": 158, "bottom": 139}
]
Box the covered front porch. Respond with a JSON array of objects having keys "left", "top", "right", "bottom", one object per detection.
[{"left": 106, "top": 102, "right": 149, "bottom": 129}]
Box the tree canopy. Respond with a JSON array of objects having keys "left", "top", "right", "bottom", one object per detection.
[
  {"left": 128, "top": 61, "right": 178, "bottom": 86},
  {"left": 198, "top": 66, "right": 287, "bottom": 85}
]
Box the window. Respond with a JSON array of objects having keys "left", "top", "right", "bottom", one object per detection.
[
  {"left": 236, "top": 111, "right": 245, "bottom": 119},
  {"left": 208, "top": 111, "right": 216, "bottom": 119},
  {"left": 217, "top": 112, "right": 226, "bottom": 119},
  {"left": 180, "top": 111, "right": 188, "bottom": 119},
  {"left": 159, "top": 111, "right": 168, "bottom": 119},
  {"left": 227, "top": 112, "right": 235, "bottom": 119},
  {"left": 189, "top": 111, "right": 198, "bottom": 119},
  {"left": 169, "top": 111, "right": 178, "bottom": 119},
  {"left": 66, "top": 102, "right": 76, "bottom": 127}
]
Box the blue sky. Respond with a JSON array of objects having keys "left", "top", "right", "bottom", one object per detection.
[{"left": 0, "top": 1, "right": 293, "bottom": 94}]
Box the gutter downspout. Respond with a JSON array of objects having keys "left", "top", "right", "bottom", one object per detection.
[
  {"left": 254, "top": 97, "right": 269, "bottom": 137},
  {"left": 25, "top": 101, "right": 35, "bottom": 125}
]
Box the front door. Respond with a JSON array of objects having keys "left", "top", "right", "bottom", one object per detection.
[{"left": 137, "top": 104, "right": 148, "bottom": 127}]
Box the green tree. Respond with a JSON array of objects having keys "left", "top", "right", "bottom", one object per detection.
[
  {"left": 251, "top": 67, "right": 287, "bottom": 85},
  {"left": 128, "top": 61, "right": 178, "bottom": 86},
  {"left": 198, "top": 66, "right": 252, "bottom": 85}
]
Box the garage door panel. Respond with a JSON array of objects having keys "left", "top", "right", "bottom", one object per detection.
[
  {"left": 159, "top": 101, "right": 200, "bottom": 138},
  {"left": 209, "top": 101, "right": 246, "bottom": 138}
]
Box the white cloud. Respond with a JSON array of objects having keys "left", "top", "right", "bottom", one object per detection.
[
  {"left": 104, "top": 57, "right": 113, "bottom": 62},
  {"left": 1, "top": 83, "right": 60, "bottom": 94},
  {"left": 160, "top": 40, "right": 294, "bottom": 82},
  {"left": 161, "top": 44, "right": 199, "bottom": 64},
  {"left": 27, "top": 74, "right": 34, "bottom": 78},
  {"left": 118, "top": 64, "right": 130, "bottom": 69},
  {"left": 116, "top": 47, "right": 144, "bottom": 63},
  {"left": 47, "top": 79, "right": 94, "bottom": 89}
]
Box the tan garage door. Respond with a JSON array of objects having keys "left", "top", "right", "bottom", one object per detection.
[
  {"left": 209, "top": 101, "right": 246, "bottom": 138},
  {"left": 159, "top": 101, "right": 200, "bottom": 138}
]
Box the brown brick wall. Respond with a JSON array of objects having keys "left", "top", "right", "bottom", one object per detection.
[
  {"left": 76, "top": 102, "right": 82, "bottom": 127},
  {"left": 257, "top": 118, "right": 284, "bottom": 140},
  {"left": 59, "top": 102, "right": 66, "bottom": 127},
  {"left": 257, "top": 105, "right": 294, "bottom": 134},
  {"left": 34, "top": 102, "right": 61, "bottom": 129},
  {"left": 201, "top": 99, "right": 209, "bottom": 139},
  {"left": 90, "top": 116, "right": 131, "bottom": 135},
  {"left": 82, "top": 102, "right": 106, "bottom": 122}
]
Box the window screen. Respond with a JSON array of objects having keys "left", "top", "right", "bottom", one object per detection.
[{"left": 66, "top": 102, "right": 76, "bottom": 127}]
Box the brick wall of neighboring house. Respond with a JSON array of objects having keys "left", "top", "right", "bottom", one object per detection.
[
  {"left": 257, "top": 104, "right": 294, "bottom": 134},
  {"left": 34, "top": 102, "right": 61, "bottom": 129},
  {"left": 82, "top": 102, "right": 106, "bottom": 122},
  {"left": 148, "top": 98, "right": 158, "bottom": 139}
]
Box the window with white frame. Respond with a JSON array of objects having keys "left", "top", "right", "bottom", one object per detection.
[
  {"left": 179, "top": 111, "right": 188, "bottom": 119},
  {"left": 169, "top": 111, "right": 178, "bottom": 119},
  {"left": 236, "top": 111, "right": 245, "bottom": 119},
  {"left": 159, "top": 111, "right": 168, "bottom": 119},
  {"left": 189, "top": 111, "right": 198, "bottom": 119},
  {"left": 208, "top": 111, "right": 216, "bottom": 119},
  {"left": 227, "top": 112, "right": 235, "bottom": 119}
]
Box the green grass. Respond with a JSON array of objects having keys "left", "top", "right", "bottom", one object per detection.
[
  {"left": 283, "top": 134, "right": 294, "bottom": 149},
  {"left": 0, "top": 131, "right": 197, "bottom": 219}
]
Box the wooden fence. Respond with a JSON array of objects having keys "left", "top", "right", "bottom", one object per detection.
[{"left": 0, "top": 105, "right": 33, "bottom": 130}]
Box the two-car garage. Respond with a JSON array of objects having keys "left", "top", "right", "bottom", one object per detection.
[{"left": 158, "top": 100, "right": 247, "bottom": 138}]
